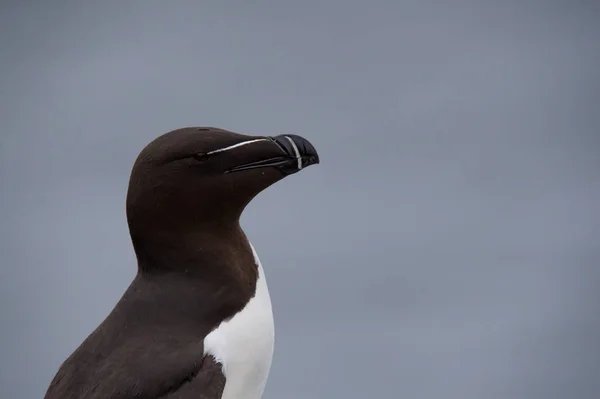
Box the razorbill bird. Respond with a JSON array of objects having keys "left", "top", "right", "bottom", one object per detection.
[{"left": 44, "top": 127, "right": 319, "bottom": 399}]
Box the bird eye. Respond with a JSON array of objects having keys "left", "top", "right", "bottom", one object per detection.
[{"left": 192, "top": 153, "right": 211, "bottom": 163}]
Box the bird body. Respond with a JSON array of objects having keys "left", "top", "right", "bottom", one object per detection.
[
  {"left": 204, "top": 243, "right": 274, "bottom": 399},
  {"left": 44, "top": 127, "right": 319, "bottom": 398}
]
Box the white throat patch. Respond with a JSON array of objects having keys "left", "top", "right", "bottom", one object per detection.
[{"left": 203, "top": 242, "right": 275, "bottom": 399}]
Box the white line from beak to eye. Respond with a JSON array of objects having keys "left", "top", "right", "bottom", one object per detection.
[
  {"left": 284, "top": 136, "right": 303, "bottom": 170},
  {"left": 206, "top": 139, "right": 270, "bottom": 155}
]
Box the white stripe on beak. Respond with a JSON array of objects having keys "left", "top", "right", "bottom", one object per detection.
[
  {"left": 207, "top": 139, "right": 270, "bottom": 155},
  {"left": 284, "top": 136, "right": 302, "bottom": 170}
]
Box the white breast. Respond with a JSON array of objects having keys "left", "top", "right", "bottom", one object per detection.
[{"left": 203, "top": 243, "right": 275, "bottom": 399}]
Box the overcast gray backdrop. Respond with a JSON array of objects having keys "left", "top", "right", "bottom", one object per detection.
[{"left": 1, "top": 1, "right": 599, "bottom": 398}]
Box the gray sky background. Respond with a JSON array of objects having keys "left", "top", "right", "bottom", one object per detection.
[{"left": 1, "top": 1, "right": 599, "bottom": 398}]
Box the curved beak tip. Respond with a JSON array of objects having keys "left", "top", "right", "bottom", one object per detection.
[{"left": 272, "top": 134, "right": 320, "bottom": 172}]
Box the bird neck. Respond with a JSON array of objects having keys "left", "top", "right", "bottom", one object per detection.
[{"left": 130, "top": 219, "right": 248, "bottom": 274}]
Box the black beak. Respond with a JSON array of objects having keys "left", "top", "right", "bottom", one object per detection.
[
  {"left": 270, "top": 134, "right": 320, "bottom": 174},
  {"left": 227, "top": 134, "right": 320, "bottom": 175}
]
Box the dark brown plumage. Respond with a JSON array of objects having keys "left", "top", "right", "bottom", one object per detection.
[{"left": 43, "top": 127, "right": 319, "bottom": 399}]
